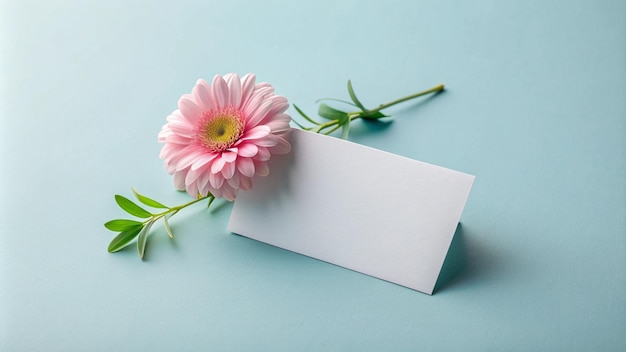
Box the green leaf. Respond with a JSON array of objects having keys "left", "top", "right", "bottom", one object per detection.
[
  {"left": 347, "top": 80, "right": 366, "bottom": 110},
  {"left": 131, "top": 188, "right": 169, "bottom": 209},
  {"left": 293, "top": 104, "right": 323, "bottom": 125},
  {"left": 315, "top": 97, "right": 358, "bottom": 107},
  {"left": 341, "top": 119, "right": 351, "bottom": 139},
  {"left": 207, "top": 195, "right": 216, "bottom": 209},
  {"left": 318, "top": 104, "right": 349, "bottom": 124},
  {"left": 137, "top": 220, "right": 155, "bottom": 259},
  {"left": 104, "top": 219, "right": 144, "bottom": 232},
  {"left": 107, "top": 225, "right": 143, "bottom": 252},
  {"left": 163, "top": 215, "right": 174, "bottom": 239},
  {"left": 115, "top": 195, "right": 152, "bottom": 218},
  {"left": 360, "top": 110, "right": 389, "bottom": 120}
]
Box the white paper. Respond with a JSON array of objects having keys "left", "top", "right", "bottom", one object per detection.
[{"left": 228, "top": 128, "right": 474, "bottom": 294}]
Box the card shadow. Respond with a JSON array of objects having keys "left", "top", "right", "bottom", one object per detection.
[
  {"left": 433, "top": 222, "right": 497, "bottom": 294},
  {"left": 433, "top": 223, "right": 467, "bottom": 293}
]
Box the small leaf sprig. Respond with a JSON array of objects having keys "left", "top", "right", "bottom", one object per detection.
[
  {"left": 104, "top": 188, "right": 214, "bottom": 259},
  {"left": 292, "top": 80, "right": 444, "bottom": 139}
]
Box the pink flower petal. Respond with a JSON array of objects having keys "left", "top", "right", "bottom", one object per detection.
[
  {"left": 222, "top": 73, "right": 236, "bottom": 81},
  {"left": 237, "top": 157, "right": 255, "bottom": 177},
  {"left": 268, "top": 96, "right": 289, "bottom": 115},
  {"left": 210, "top": 187, "right": 223, "bottom": 199},
  {"left": 239, "top": 176, "right": 252, "bottom": 190},
  {"left": 245, "top": 99, "right": 273, "bottom": 129},
  {"left": 174, "top": 145, "right": 204, "bottom": 171},
  {"left": 271, "top": 135, "right": 292, "bottom": 154},
  {"left": 258, "top": 96, "right": 289, "bottom": 126},
  {"left": 265, "top": 118, "right": 291, "bottom": 133},
  {"left": 240, "top": 73, "right": 256, "bottom": 107},
  {"left": 222, "top": 186, "right": 237, "bottom": 201},
  {"left": 242, "top": 92, "right": 264, "bottom": 119},
  {"left": 167, "top": 119, "right": 195, "bottom": 138},
  {"left": 164, "top": 109, "right": 188, "bottom": 126},
  {"left": 237, "top": 143, "right": 258, "bottom": 157},
  {"left": 163, "top": 133, "right": 193, "bottom": 145},
  {"left": 186, "top": 181, "right": 199, "bottom": 199},
  {"left": 255, "top": 146, "right": 271, "bottom": 161},
  {"left": 175, "top": 147, "right": 205, "bottom": 171},
  {"left": 209, "top": 171, "right": 225, "bottom": 189},
  {"left": 193, "top": 79, "right": 214, "bottom": 111},
  {"left": 211, "top": 75, "right": 229, "bottom": 107},
  {"left": 225, "top": 73, "right": 242, "bottom": 107},
  {"left": 254, "top": 84, "right": 274, "bottom": 97},
  {"left": 190, "top": 152, "right": 219, "bottom": 171},
  {"left": 178, "top": 96, "right": 203, "bottom": 122},
  {"left": 210, "top": 156, "right": 226, "bottom": 174},
  {"left": 226, "top": 172, "right": 240, "bottom": 188},
  {"left": 173, "top": 170, "right": 187, "bottom": 191},
  {"left": 222, "top": 150, "right": 237, "bottom": 163},
  {"left": 253, "top": 135, "right": 278, "bottom": 147},
  {"left": 241, "top": 125, "right": 271, "bottom": 141},
  {"left": 165, "top": 162, "right": 176, "bottom": 174},
  {"left": 185, "top": 167, "right": 201, "bottom": 184},
  {"left": 159, "top": 143, "right": 176, "bottom": 160},
  {"left": 221, "top": 161, "right": 236, "bottom": 179},
  {"left": 158, "top": 129, "right": 171, "bottom": 143},
  {"left": 270, "top": 112, "right": 292, "bottom": 123},
  {"left": 161, "top": 143, "right": 191, "bottom": 163},
  {"left": 198, "top": 186, "right": 210, "bottom": 198},
  {"left": 197, "top": 168, "right": 211, "bottom": 192}
]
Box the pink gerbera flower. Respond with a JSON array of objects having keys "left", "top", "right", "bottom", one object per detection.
[{"left": 158, "top": 73, "right": 291, "bottom": 201}]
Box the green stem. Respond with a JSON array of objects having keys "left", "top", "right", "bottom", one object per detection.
[
  {"left": 147, "top": 194, "right": 214, "bottom": 224},
  {"left": 365, "top": 83, "right": 444, "bottom": 115},
  {"left": 304, "top": 83, "right": 445, "bottom": 137},
  {"left": 312, "top": 119, "right": 342, "bottom": 132},
  {"left": 323, "top": 124, "right": 342, "bottom": 135}
]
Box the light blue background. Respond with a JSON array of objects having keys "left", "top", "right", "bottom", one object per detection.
[{"left": 1, "top": 0, "right": 624, "bottom": 351}]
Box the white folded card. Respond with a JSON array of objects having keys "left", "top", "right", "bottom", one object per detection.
[{"left": 228, "top": 128, "right": 474, "bottom": 294}]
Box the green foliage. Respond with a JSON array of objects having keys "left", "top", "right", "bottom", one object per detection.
[
  {"left": 136, "top": 220, "right": 155, "bottom": 259},
  {"left": 108, "top": 225, "right": 144, "bottom": 253},
  {"left": 347, "top": 80, "right": 366, "bottom": 110},
  {"left": 163, "top": 215, "right": 174, "bottom": 239},
  {"left": 293, "top": 104, "right": 322, "bottom": 125},
  {"left": 293, "top": 80, "right": 444, "bottom": 138},
  {"left": 105, "top": 192, "right": 216, "bottom": 259},
  {"left": 360, "top": 110, "right": 388, "bottom": 120},
  {"left": 132, "top": 188, "right": 169, "bottom": 209},
  {"left": 318, "top": 103, "right": 349, "bottom": 123},
  {"left": 115, "top": 195, "right": 152, "bottom": 218},
  {"left": 105, "top": 219, "right": 144, "bottom": 231}
]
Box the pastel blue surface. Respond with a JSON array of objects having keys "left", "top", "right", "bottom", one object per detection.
[{"left": 1, "top": 0, "right": 624, "bottom": 351}]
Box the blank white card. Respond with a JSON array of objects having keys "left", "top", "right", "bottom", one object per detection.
[{"left": 228, "top": 128, "right": 474, "bottom": 294}]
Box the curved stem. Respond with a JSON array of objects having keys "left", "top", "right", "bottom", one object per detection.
[
  {"left": 171, "top": 195, "right": 212, "bottom": 212},
  {"left": 316, "top": 118, "right": 342, "bottom": 132},
  {"left": 323, "top": 124, "right": 342, "bottom": 135},
  {"left": 366, "top": 84, "right": 444, "bottom": 114},
  {"left": 146, "top": 194, "right": 214, "bottom": 224},
  {"left": 301, "top": 83, "right": 445, "bottom": 137}
]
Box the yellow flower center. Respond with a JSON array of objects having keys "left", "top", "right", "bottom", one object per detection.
[{"left": 200, "top": 109, "right": 243, "bottom": 151}]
